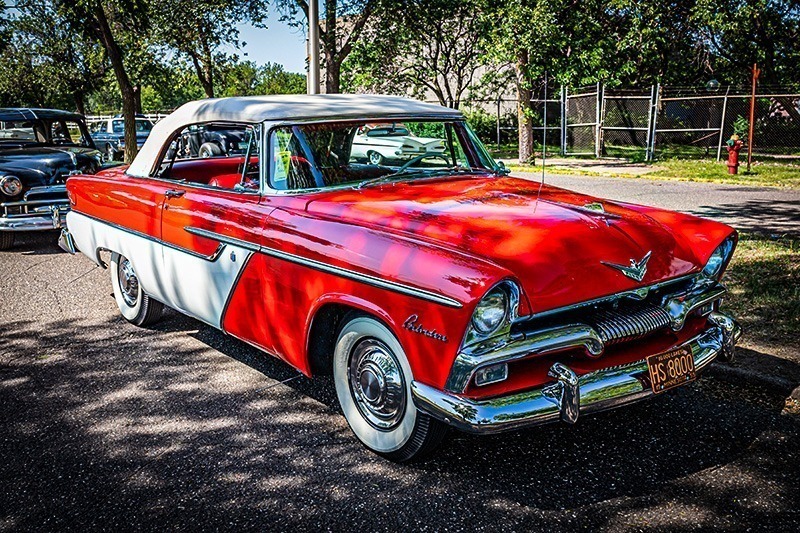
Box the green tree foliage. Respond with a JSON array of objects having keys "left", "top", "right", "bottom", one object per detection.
[
  {"left": 0, "top": 2, "right": 106, "bottom": 113},
  {"left": 277, "top": 0, "right": 379, "bottom": 93},
  {"left": 218, "top": 61, "right": 307, "bottom": 96},
  {"left": 149, "top": 0, "right": 269, "bottom": 98},
  {"left": 342, "top": 0, "right": 490, "bottom": 109}
]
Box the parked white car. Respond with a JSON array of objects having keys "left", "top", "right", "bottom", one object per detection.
[{"left": 351, "top": 123, "right": 447, "bottom": 165}]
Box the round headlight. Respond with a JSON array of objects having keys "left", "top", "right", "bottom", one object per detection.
[
  {"left": 472, "top": 286, "right": 508, "bottom": 335},
  {"left": 702, "top": 238, "right": 734, "bottom": 279},
  {"left": 0, "top": 175, "right": 23, "bottom": 196}
]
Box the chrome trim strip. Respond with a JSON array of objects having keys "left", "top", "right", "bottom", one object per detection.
[
  {"left": 522, "top": 273, "right": 698, "bottom": 322},
  {"left": 24, "top": 185, "right": 67, "bottom": 200},
  {"left": 73, "top": 211, "right": 226, "bottom": 262},
  {"left": 446, "top": 323, "right": 604, "bottom": 392},
  {"left": 413, "top": 315, "right": 741, "bottom": 434},
  {"left": 184, "top": 225, "right": 463, "bottom": 309}
]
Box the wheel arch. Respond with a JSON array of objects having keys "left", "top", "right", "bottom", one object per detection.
[{"left": 305, "top": 294, "right": 401, "bottom": 377}]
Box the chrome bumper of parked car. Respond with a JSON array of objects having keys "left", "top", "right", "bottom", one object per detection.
[
  {"left": 0, "top": 203, "right": 69, "bottom": 231},
  {"left": 411, "top": 311, "right": 741, "bottom": 434}
]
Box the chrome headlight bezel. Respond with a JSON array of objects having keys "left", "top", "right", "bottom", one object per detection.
[
  {"left": 702, "top": 234, "right": 736, "bottom": 280},
  {"left": 0, "top": 175, "right": 23, "bottom": 197},
  {"left": 464, "top": 280, "right": 521, "bottom": 346},
  {"left": 472, "top": 286, "right": 509, "bottom": 335}
]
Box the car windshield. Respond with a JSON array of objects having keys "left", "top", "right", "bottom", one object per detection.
[
  {"left": 112, "top": 119, "right": 154, "bottom": 133},
  {"left": 269, "top": 119, "right": 499, "bottom": 191}
]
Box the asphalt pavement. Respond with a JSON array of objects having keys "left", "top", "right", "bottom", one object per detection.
[
  {"left": 517, "top": 171, "right": 800, "bottom": 237},
  {"left": 2, "top": 175, "right": 800, "bottom": 530}
]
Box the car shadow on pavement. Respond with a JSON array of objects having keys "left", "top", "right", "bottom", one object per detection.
[
  {"left": 690, "top": 198, "right": 800, "bottom": 237},
  {"left": 1, "top": 314, "right": 798, "bottom": 530},
  {"left": 1, "top": 230, "right": 64, "bottom": 256}
]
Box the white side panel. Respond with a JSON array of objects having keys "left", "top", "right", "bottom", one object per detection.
[
  {"left": 160, "top": 243, "right": 252, "bottom": 328},
  {"left": 67, "top": 211, "right": 170, "bottom": 305},
  {"left": 67, "top": 211, "right": 252, "bottom": 328}
]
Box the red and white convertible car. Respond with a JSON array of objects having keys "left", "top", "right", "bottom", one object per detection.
[{"left": 61, "top": 95, "right": 741, "bottom": 461}]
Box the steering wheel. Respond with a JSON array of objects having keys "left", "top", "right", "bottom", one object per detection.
[{"left": 397, "top": 153, "right": 452, "bottom": 173}]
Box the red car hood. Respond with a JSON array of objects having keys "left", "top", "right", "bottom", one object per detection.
[{"left": 305, "top": 175, "right": 729, "bottom": 314}]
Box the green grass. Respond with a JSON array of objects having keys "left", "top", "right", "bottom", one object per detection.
[
  {"left": 650, "top": 158, "right": 800, "bottom": 188},
  {"left": 724, "top": 234, "right": 800, "bottom": 347}
]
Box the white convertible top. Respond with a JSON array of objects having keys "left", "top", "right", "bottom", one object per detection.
[{"left": 127, "top": 94, "right": 463, "bottom": 177}]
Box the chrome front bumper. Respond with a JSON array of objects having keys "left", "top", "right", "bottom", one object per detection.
[
  {"left": 0, "top": 204, "right": 68, "bottom": 231},
  {"left": 411, "top": 311, "right": 741, "bottom": 434}
]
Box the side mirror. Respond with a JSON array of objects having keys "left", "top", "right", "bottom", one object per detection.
[{"left": 496, "top": 160, "right": 510, "bottom": 175}]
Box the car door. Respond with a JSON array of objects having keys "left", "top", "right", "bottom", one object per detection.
[{"left": 157, "top": 123, "right": 272, "bottom": 329}]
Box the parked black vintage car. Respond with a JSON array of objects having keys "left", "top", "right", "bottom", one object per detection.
[{"left": 0, "top": 108, "right": 102, "bottom": 250}]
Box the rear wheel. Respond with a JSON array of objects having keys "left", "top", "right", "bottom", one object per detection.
[
  {"left": 333, "top": 314, "right": 447, "bottom": 462},
  {"left": 0, "top": 231, "right": 15, "bottom": 250},
  {"left": 110, "top": 252, "right": 163, "bottom": 326}
]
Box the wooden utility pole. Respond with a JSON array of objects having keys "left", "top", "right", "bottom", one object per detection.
[{"left": 747, "top": 63, "right": 761, "bottom": 172}]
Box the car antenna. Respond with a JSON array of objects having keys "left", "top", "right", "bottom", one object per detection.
[{"left": 534, "top": 71, "right": 548, "bottom": 213}]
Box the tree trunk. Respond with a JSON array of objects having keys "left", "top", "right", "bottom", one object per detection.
[
  {"left": 133, "top": 84, "right": 142, "bottom": 114},
  {"left": 325, "top": 57, "right": 340, "bottom": 94},
  {"left": 516, "top": 49, "right": 534, "bottom": 164},
  {"left": 73, "top": 91, "right": 86, "bottom": 116},
  {"left": 92, "top": 4, "right": 138, "bottom": 163},
  {"left": 189, "top": 52, "right": 215, "bottom": 98},
  {"left": 323, "top": 0, "right": 339, "bottom": 94}
]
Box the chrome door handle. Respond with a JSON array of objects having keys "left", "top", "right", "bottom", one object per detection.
[{"left": 165, "top": 189, "right": 186, "bottom": 198}]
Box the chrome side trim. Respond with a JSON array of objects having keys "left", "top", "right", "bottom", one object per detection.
[
  {"left": 73, "top": 211, "right": 225, "bottom": 262},
  {"left": 412, "top": 315, "right": 741, "bottom": 434},
  {"left": 184, "top": 226, "right": 463, "bottom": 309}
]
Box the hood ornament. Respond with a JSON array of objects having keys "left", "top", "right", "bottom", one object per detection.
[{"left": 602, "top": 251, "right": 651, "bottom": 282}]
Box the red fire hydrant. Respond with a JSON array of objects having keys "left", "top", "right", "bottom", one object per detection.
[{"left": 725, "top": 134, "right": 744, "bottom": 174}]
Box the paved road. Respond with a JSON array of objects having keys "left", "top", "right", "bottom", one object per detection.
[
  {"left": 516, "top": 172, "right": 800, "bottom": 237},
  {"left": 2, "top": 230, "right": 799, "bottom": 531}
]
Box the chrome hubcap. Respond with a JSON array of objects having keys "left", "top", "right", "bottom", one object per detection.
[
  {"left": 117, "top": 257, "right": 139, "bottom": 307},
  {"left": 348, "top": 338, "right": 406, "bottom": 430}
]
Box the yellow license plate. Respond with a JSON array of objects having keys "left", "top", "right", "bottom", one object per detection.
[{"left": 647, "top": 346, "right": 696, "bottom": 394}]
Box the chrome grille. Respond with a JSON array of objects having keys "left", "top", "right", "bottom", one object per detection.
[{"left": 586, "top": 303, "right": 672, "bottom": 345}]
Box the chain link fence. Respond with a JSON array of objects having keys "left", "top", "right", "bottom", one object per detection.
[{"left": 457, "top": 83, "right": 800, "bottom": 161}]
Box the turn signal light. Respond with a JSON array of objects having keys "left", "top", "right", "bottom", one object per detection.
[{"left": 475, "top": 363, "right": 508, "bottom": 387}]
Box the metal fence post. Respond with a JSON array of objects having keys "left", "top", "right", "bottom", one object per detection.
[
  {"left": 651, "top": 84, "right": 661, "bottom": 161},
  {"left": 716, "top": 86, "right": 730, "bottom": 162},
  {"left": 560, "top": 85, "right": 567, "bottom": 155},
  {"left": 594, "top": 82, "right": 602, "bottom": 157}
]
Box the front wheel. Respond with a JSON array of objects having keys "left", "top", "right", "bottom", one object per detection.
[
  {"left": 0, "top": 231, "right": 15, "bottom": 250},
  {"left": 333, "top": 314, "right": 447, "bottom": 462},
  {"left": 110, "top": 252, "right": 163, "bottom": 326},
  {"left": 367, "top": 151, "right": 384, "bottom": 166}
]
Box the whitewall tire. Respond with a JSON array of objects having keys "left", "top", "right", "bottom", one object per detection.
[
  {"left": 110, "top": 252, "right": 163, "bottom": 326},
  {"left": 333, "top": 314, "right": 447, "bottom": 461}
]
